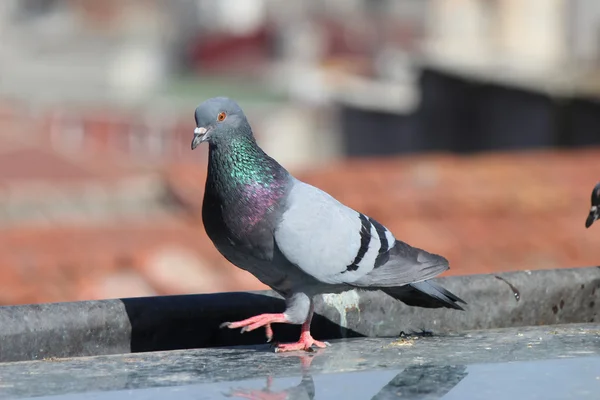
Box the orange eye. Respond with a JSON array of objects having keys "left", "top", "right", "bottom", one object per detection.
[{"left": 217, "top": 112, "right": 227, "bottom": 122}]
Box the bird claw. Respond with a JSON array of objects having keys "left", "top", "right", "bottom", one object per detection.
[
  {"left": 265, "top": 323, "right": 273, "bottom": 343},
  {"left": 219, "top": 315, "right": 284, "bottom": 343},
  {"left": 273, "top": 336, "right": 329, "bottom": 353}
]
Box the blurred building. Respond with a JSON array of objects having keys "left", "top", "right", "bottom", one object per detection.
[
  {"left": 0, "top": 0, "right": 178, "bottom": 102},
  {"left": 0, "top": 0, "right": 598, "bottom": 306},
  {"left": 426, "top": 0, "right": 600, "bottom": 69}
]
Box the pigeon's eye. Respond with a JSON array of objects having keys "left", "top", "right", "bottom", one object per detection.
[{"left": 217, "top": 112, "right": 227, "bottom": 122}]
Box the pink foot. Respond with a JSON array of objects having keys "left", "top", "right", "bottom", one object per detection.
[
  {"left": 220, "top": 313, "right": 287, "bottom": 342},
  {"left": 227, "top": 375, "right": 286, "bottom": 400},
  {"left": 274, "top": 332, "right": 330, "bottom": 353}
]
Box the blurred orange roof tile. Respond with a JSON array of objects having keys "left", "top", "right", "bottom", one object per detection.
[{"left": 0, "top": 148, "right": 599, "bottom": 305}]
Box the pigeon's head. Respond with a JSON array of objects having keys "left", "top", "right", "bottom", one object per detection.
[
  {"left": 586, "top": 182, "right": 600, "bottom": 228},
  {"left": 191, "top": 97, "right": 251, "bottom": 150}
]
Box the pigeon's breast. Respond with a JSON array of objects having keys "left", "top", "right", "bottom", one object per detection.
[
  {"left": 202, "top": 178, "right": 297, "bottom": 289},
  {"left": 232, "top": 182, "right": 284, "bottom": 233}
]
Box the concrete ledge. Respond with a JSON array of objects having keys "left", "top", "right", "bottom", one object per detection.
[
  {"left": 2, "top": 323, "right": 600, "bottom": 399},
  {"left": 0, "top": 266, "right": 598, "bottom": 363}
]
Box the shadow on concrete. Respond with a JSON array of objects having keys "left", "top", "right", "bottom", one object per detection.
[{"left": 121, "top": 292, "right": 364, "bottom": 353}]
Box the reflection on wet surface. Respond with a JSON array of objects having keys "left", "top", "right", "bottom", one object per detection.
[
  {"left": 2, "top": 324, "right": 600, "bottom": 400},
  {"left": 20, "top": 355, "right": 600, "bottom": 400},
  {"left": 222, "top": 356, "right": 599, "bottom": 400},
  {"left": 226, "top": 352, "right": 319, "bottom": 400},
  {"left": 371, "top": 365, "right": 468, "bottom": 400},
  {"left": 225, "top": 360, "right": 469, "bottom": 400}
]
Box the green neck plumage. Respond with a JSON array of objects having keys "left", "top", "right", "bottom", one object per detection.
[{"left": 207, "top": 131, "right": 287, "bottom": 189}]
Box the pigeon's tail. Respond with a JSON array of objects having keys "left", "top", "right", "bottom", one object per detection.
[{"left": 381, "top": 281, "right": 466, "bottom": 310}]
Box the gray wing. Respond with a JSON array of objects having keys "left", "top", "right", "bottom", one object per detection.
[{"left": 274, "top": 180, "right": 446, "bottom": 286}]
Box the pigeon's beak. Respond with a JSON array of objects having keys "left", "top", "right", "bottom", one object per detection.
[
  {"left": 585, "top": 206, "right": 599, "bottom": 228},
  {"left": 191, "top": 127, "right": 210, "bottom": 150}
]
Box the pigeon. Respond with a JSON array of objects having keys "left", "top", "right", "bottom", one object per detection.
[
  {"left": 191, "top": 97, "right": 466, "bottom": 352},
  {"left": 586, "top": 182, "right": 600, "bottom": 228}
]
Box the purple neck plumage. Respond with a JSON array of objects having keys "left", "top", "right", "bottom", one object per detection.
[{"left": 205, "top": 135, "right": 291, "bottom": 233}]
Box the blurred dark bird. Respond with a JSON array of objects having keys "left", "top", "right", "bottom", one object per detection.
[
  {"left": 191, "top": 97, "right": 465, "bottom": 352},
  {"left": 586, "top": 182, "right": 600, "bottom": 228}
]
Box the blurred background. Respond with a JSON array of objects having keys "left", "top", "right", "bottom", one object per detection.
[{"left": 0, "top": 0, "right": 598, "bottom": 306}]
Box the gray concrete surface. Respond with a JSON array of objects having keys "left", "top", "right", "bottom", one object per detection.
[
  {"left": 0, "top": 323, "right": 599, "bottom": 399},
  {"left": 0, "top": 266, "right": 598, "bottom": 363}
]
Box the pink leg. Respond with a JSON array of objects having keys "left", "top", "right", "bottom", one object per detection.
[
  {"left": 228, "top": 375, "right": 287, "bottom": 400},
  {"left": 220, "top": 313, "right": 288, "bottom": 342},
  {"left": 275, "top": 303, "right": 329, "bottom": 353}
]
